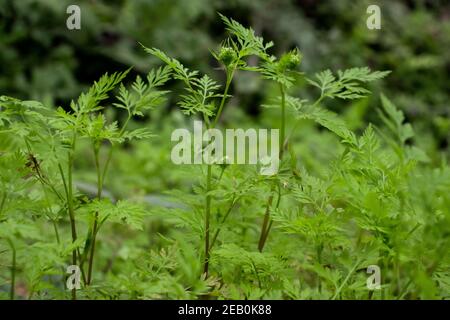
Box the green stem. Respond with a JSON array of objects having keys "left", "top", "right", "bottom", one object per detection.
[
  {"left": 86, "top": 113, "right": 130, "bottom": 285},
  {"left": 331, "top": 259, "right": 360, "bottom": 300},
  {"left": 0, "top": 192, "right": 7, "bottom": 216},
  {"left": 260, "top": 183, "right": 282, "bottom": 250},
  {"left": 279, "top": 84, "right": 286, "bottom": 158},
  {"left": 58, "top": 158, "right": 86, "bottom": 288},
  {"left": 257, "top": 84, "right": 286, "bottom": 252},
  {"left": 249, "top": 258, "right": 262, "bottom": 290},
  {"left": 213, "top": 69, "right": 234, "bottom": 127},
  {"left": 87, "top": 145, "right": 103, "bottom": 285},
  {"left": 52, "top": 220, "right": 61, "bottom": 244},
  {"left": 58, "top": 161, "right": 84, "bottom": 267},
  {"left": 203, "top": 165, "right": 212, "bottom": 276},
  {"left": 66, "top": 138, "right": 78, "bottom": 300},
  {"left": 209, "top": 197, "right": 238, "bottom": 250},
  {"left": 258, "top": 192, "right": 274, "bottom": 252},
  {"left": 397, "top": 279, "right": 412, "bottom": 300},
  {"left": 101, "top": 113, "right": 131, "bottom": 183},
  {"left": 317, "top": 244, "right": 323, "bottom": 293},
  {"left": 202, "top": 67, "right": 235, "bottom": 277},
  {"left": 7, "top": 239, "right": 15, "bottom": 300}
]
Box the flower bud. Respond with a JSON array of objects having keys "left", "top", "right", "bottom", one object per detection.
[
  {"left": 218, "top": 47, "right": 237, "bottom": 66},
  {"left": 279, "top": 49, "right": 302, "bottom": 71}
]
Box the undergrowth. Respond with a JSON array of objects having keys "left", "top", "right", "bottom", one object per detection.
[{"left": 0, "top": 14, "right": 448, "bottom": 300}]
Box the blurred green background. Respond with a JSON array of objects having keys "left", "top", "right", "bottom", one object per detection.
[{"left": 1, "top": 0, "right": 449, "bottom": 155}]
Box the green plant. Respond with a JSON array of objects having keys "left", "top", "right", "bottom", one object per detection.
[
  {"left": 0, "top": 66, "right": 169, "bottom": 299},
  {"left": 143, "top": 14, "right": 393, "bottom": 277},
  {"left": 0, "top": 13, "right": 448, "bottom": 301}
]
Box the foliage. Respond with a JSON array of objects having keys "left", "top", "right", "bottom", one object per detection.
[{"left": 0, "top": 11, "right": 449, "bottom": 301}]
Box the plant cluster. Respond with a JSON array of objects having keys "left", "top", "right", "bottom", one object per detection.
[{"left": 0, "top": 14, "right": 449, "bottom": 300}]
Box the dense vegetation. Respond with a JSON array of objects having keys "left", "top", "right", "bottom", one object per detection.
[{"left": 0, "top": 1, "right": 449, "bottom": 300}]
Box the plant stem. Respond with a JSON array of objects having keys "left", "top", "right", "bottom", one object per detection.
[
  {"left": 101, "top": 113, "right": 131, "bottom": 184},
  {"left": 87, "top": 145, "right": 103, "bottom": 285},
  {"left": 397, "top": 279, "right": 412, "bottom": 300},
  {"left": 203, "top": 164, "right": 212, "bottom": 276},
  {"left": 258, "top": 192, "right": 274, "bottom": 252},
  {"left": 86, "top": 114, "right": 130, "bottom": 285},
  {"left": 258, "top": 84, "right": 286, "bottom": 252},
  {"left": 213, "top": 69, "right": 234, "bottom": 127},
  {"left": 209, "top": 197, "right": 238, "bottom": 250},
  {"left": 0, "top": 192, "right": 7, "bottom": 216},
  {"left": 7, "top": 239, "right": 15, "bottom": 300},
  {"left": 52, "top": 220, "right": 61, "bottom": 244},
  {"left": 66, "top": 138, "right": 78, "bottom": 300},
  {"left": 249, "top": 258, "right": 262, "bottom": 290},
  {"left": 279, "top": 84, "right": 286, "bottom": 158},
  {"left": 202, "top": 67, "right": 235, "bottom": 277},
  {"left": 317, "top": 244, "right": 323, "bottom": 293},
  {"left": 57, "top": 160, "right": 84, "bottom": 280},
  {"left": 33, "top": 162, "right": 62, "bottom": 245},
  {"left": 331, "top": 259, "right": 360, "bottom": 300},
  {"left": 86, "top": 222, "right": 98, "bottom": 285}
]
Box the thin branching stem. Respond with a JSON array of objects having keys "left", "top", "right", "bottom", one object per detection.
[
  {"left": 279, "top": 84, "right": 286, "bottom": 158},
  {"left": 213, "top": 68, "right": 234, "bottom": 127},
  {"left": 203, "top": 66, "right": 235, "bottom": 277},
  {"left": 6, "top": 238, "right": 15, "bottom": 300},
  {"left": 0, "top": 192, "right": 7, "bottom": 216},
  {"left": 209, "top": 196, "right": 238, "bottom": 250},
  {"left": 66, "top": 136, "right": 78, "bottom": 300},
  {"left": 203, "top": 164, "right": 212, "bottom": 276},
  {"left": 87, "top": 144, "right": 103, "bottom": 285},
  {"left": 87, "top": 113, "right": 131, "bottom": 285},
  {"left": 331, "top": 259, "right": 361, "bottom": 300},
  {"left": 258, "top": 84, "right": 286, "bottom": 252}
]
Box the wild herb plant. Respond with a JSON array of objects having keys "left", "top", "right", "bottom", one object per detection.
[
  {"left": 0, "top": 14, "right": 448, "bottom": 300},
  {"left": 0, "top": 67, "right": 169, "bottom": 299},
  {"left": 143, "top": 13, "right": 275, "bottom": 276},
  {"left": 144, "top": 14, "right": 391, "bottom": 275}
]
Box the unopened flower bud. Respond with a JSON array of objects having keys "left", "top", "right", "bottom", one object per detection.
[
  {"left": 279, "top": 49, "right": 302, "bottom": 71},
  {"left": 218, "top": 47, "right": 237, "bottom": 66}
]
